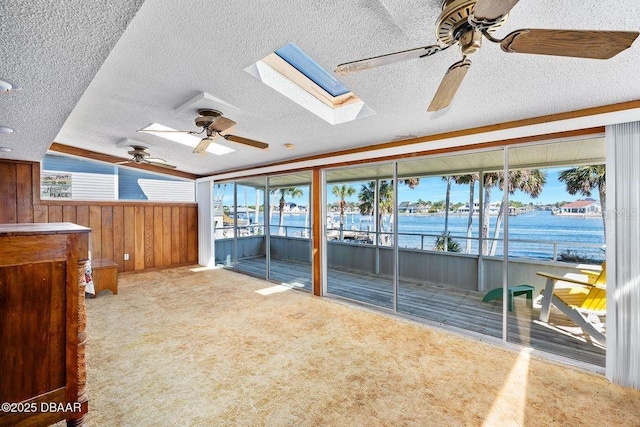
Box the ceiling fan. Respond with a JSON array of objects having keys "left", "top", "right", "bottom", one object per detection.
[
  {"left": 117, "top": 145, "right": 177, "bottom": 169},
  {"left": 138, "top": 109, "right": 269, "bottom": 154},
  {"left": 335, "top": 0, "right": 639, "bottom": 112}
]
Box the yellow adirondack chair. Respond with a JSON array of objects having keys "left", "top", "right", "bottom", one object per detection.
[{"left": 536, "top": 263, "right": 606, "bottom": 345}]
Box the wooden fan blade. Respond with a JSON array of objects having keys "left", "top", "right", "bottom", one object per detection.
[
  {"left": 145, "top": 160, "right": 177, "bottom": 169},
  {"left": 472, "top": 0, "right": 520, "bottom": 21},
  {"left": 137, "top": 129, "right": 199, "bottom": 135},
  {"left": 146, "top": 157, "right": 169, "bottom": 163},
  {"left": 193, "top": 137, "right": 215, "bottom": 154},
  {"left": 208, "top": 117, "right": 236, "bottom": 132},
  {"left": 335, "top": 45, "right": 445, "bottom": 75},
  {"left": 500, "top": 29, "right": 639, "bottom": 59},
  {"left": 223, "top": 134, "right": 269, "bottom": 150},
  {"left": 427, "top": 59, "right": 471, "bottom": 112}
]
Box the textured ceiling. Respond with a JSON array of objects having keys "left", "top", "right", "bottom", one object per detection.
[
  {"left": 1, "top": 0, "right": 639, "bottom": 176},
  {"left": 0, "top": 0, "right": 144, "bottom": 163}
]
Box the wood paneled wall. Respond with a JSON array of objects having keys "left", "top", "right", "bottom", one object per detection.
[{"left": 0, "top": 159, "right": 197, "bottom": 272}]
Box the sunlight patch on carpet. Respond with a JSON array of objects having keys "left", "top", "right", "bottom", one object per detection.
[
  {"left": 190, "top": 266, "right": 224, "bottom": 272},
  {"left": 482, "top": 348, "right": 531, "bottom": 427},
  {"left": 256, "top": 284, "right": 291, "bottom": 295}
]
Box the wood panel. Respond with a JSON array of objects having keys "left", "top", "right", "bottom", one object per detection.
[
  {"left": 63, "top": 205, "right": 77, "bottom": 223},
  {"left": 34, "top": 205, "right": 48, "bottom": 223},
  {"left": 123, "top": 206, "right": 135, "bottom": 272},
  {"left": 0, "top": 162, "right": 17, "bottom": 223},
  {"left": 162, "top": 207, "right": 172, "bottom": 267},
  {"left": 134, "top": 206, "right": 145, "bottom": 271},
  {"left": 112, "top": 206, "right": 124, "bottom": 271},
  {"left": 76, "top": 206, "right": 89, "bottom": 227},
  {"left": 89, "top": 206, "right": 102, "bottom": 259},
  {"left": 171, "top": 206, "right": 180, "bottom": 265},
  {"left": 101, "top": 206, "right": 114, "bottom": 262},
  {"left": 179, "top": 206, "right": 188, "bottom": 264},
  {"left": 187, "top": 206, "right": 197, "bottom": 263},
  {"left": 153, "top": 206, "right": 163, "bottom": 267},
  {"left": 144, "top": 206, "right": 154, "bottom": 269},
  {"left": 75, "top": 206, "right": 89, "bottom": 256},
  {"left": 16, "top": 163, "right": 34, "bottom": 223},
  {"left": 48, "top": 205, "right": 63, "bottom": 222},
  {"left": 0, "top": 159, "right": 199, "bottom": 275}
]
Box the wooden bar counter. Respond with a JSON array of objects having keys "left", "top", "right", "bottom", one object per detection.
[{"left": 0, "top": 223, "right": 90, "bottom": 427}]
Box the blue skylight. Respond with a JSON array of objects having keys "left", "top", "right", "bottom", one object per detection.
[{"left": 275, "top": 42, "right": 350, "bottom": 97}]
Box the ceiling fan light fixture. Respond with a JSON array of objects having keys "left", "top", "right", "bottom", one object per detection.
[{"left": 0, "top": 126, "right": 14, "bottom": 134}]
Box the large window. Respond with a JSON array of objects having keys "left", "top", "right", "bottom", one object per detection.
[
  {"left": 211, "top": 137, "right": 607, "bottom": 368},
  {"left": 326, "top": 164, "right": 395, "bottom": 309},
  {"left": 213, "top": 172, "right": 313, "bottom": 291},
  {"left": 506, "top": 138, "right": 606, "bottom": 365}
]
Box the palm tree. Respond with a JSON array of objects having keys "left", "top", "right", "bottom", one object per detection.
[
  {"left": 358, "top": 181, "right": 376, "bottom": 216},
  {"left": 481, "top": 173, "right": 500, "bottom": 255},
  {"left": 442, "top": 175, "right": 453, "bottom": 232},
  {"left": 453, "top": 173, "right": 479, "bottom": 253},
  {"left": 402, "top": 178, "right": 420, "bottom": 189},
  {"left": 436, "top": 176, "right": 454, "bottom": 251},
  {"left": 332, "top": 184, "right": 356, "bottom": 240},
  {"left": 434, "top": 234, "right": 461, "bottom": 252},
  {"left": 487, "top": 169, "right": 547, "bottom": 255},
  {"left": 358, "top": 180, "right": 394, "bottom": 245},
  {"left": 558, "top": 165, "right": 606, "bottom": 234},
  {"left": 276, "top": 187, "right": 303, "bottom": 235}
]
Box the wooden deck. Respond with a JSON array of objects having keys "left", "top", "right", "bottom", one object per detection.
[{"left": 233, "top": 257, "right": 606, "bottom": 367}]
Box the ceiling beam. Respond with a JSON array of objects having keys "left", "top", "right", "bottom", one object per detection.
[{"left": 48, "top": 143, "right": 200, "bottom": 180}]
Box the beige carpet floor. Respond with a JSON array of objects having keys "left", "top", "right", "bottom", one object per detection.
[{"left": 75, "top": 266, "right": 640, "bottom": 426}]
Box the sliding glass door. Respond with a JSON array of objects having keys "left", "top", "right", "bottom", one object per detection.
[
  {"left": 506, "top": 138, "right": 606, "bottom": 366},
  {"left": 268, "top": 173, "right": 312, "bottom": 291},
  {"left": 325, "top": 164, "right": 395, "bottom": 309},
  {"left": 395, "top": 150, "right": 504, "bottom": 338}
]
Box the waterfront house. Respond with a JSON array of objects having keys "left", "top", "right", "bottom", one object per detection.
[
  {"left": 557, "top": 200, "right": 601, "bottom": 215},
  {"left": 456, "top": 201, "right": 501, "bottom": 215},
  {"left": 3, "top": 1, "right": 640, "bottom": 424},
  {"left": 398, "top": 201, "right": 415, "bottom": 213}
]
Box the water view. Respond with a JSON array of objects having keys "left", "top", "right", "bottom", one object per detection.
[{"left": 263, "top": 210, "right": 605, "bottom": 263}]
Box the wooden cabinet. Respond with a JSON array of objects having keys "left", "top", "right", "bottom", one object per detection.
[
  {"left": 91, "top": 259, "right": 118, "bottom": 296},
  {"left": 0, "top": 223, "right": 90, "bottom": 427}
]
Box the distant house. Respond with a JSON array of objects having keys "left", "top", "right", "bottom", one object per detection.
[
  {"left": 398, "top": 201, "right": 415, "bottom": 213},
  {"left": 557, "top": 200, "right": 601, "bottom": 215},
  {"left": 456, "top": 201, "right": 501, "bottom": 215},
  {"left": 283, "top": 202, "right": 298, "bottom": 213}
]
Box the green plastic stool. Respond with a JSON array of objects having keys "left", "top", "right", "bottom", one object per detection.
[{"left": 482, "top": 285, "right": 535, "bottom": 311}]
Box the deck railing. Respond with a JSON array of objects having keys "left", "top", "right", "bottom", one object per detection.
[
  {"left": 325, "top": 227, "right": 604, "bottom": 263},
  {"left": 215, "top": 225, "right": 604, "bottom": 264}
]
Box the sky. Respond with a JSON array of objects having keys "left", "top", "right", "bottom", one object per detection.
[{"left": 216, "top": 167, "right": 599, "bottom": 208}]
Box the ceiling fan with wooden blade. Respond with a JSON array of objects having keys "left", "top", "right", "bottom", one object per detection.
[
  {"left": 117, "top": 145, "right": 177, "bottom": 169},
  {"left": 335, "top": 0, "right": 639, "bottom": 112},
  {"left": 137, "top": 109, "right": 269, "bottom": 154}
]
